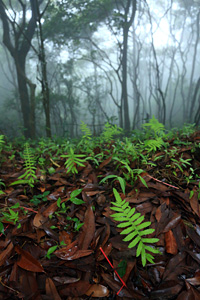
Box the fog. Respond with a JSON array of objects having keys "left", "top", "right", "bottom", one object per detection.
[{"left": 0, "top": 0, "right": 199, "bottom": 139}]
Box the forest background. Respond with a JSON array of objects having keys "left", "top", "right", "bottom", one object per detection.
[{"left": 0, "top": 0, "right": 199, "bottom": 139}]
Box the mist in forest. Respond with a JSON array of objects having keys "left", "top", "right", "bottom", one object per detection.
[{"left": 0, "top": 0, "right": 199, "bottom": 139}]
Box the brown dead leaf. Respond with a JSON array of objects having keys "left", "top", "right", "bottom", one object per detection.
[
  {"left": 190, "top": 191, "right": 200, "bottom": 216},
  {"left": 46, "top": 277, "right": 61, "bottom": 300},
  {"left": 85, "top": 284, "right": 109, "bottom": 297},
  {"left": 0, "top": 242, "right": 14, "bottom": 266},
  {"left": 15, "top": 245, "right": 45, "bottom": 272},
  {"left": 99, "top": 156, "right": 112, "bottom": 169},
  {"left": 165, "top": 230, "right": 178, "bottom": 255},
  {"left": 78, "top": 204, "right": 95, "bottom": 250},
  {"left": 59, "top": 280, "right": 91, "bottom": 297},
  {"left": 33, "top": 211, "right": 47, "bottom": 228}
]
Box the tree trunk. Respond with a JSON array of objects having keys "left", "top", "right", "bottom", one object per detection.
[
  {"left": 121, "top": 0, "right": 136, "bottom": 133},
  {"left": 36, "top": 0, "right": 52, "bottom": 138},
  {"left": 15, "top": 57, "right": 32, "bottom": 138},
  {"left": 121, "top": 26, "right": 130, "bottom": 132}
]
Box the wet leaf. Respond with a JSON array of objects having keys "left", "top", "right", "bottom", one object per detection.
[
  {"left": 15, "top": 245, "right": 44, "bottom": 272},
  {"left": 165, "top": 230, "right": 178, "bottom": 255},
  {"left": 46, "top": 277, "right": 61, "bottom": 300},
  {"left": 85, "top": 284, "right": 109, "bottom": 297}
]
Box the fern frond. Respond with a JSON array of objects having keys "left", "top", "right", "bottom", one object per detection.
[
  {"left": 144, "top": 137, "right": 165, "bottom": 152},
  {"left": 101, "top": 123, "right": 123, "bottom": 142},
  {"left": 80, "top": 121, "right": 92, "bottom": 140},
  {"left": 0, "top": 135, "right": 5, "bottom": 151},
  {"left": 143, "top": 115, "right": 165, "bottom": 137},
  {"left": 111, "top": 188, "right": 160, "bottom": 266},
  {"left": 10, "top": 143, "right": 37, "bottom": 187}
]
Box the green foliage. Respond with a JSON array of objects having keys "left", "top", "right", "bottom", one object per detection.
[
  {"left": 0, "top": 135, "right": 5, "bottom": 152},
  {"left": 10, "top": 143, "right": 37, "bottom": 188},
  {"left": 111, "top": 189, "right": 160, "bottom": 267},
  {"left": 100, "top": 122, "right": 123, "bottom": 143},
  {"left": 80, "top": 121, "right": 92, "bottom": 140},
  {"left": 0, "top": 203, "right": 21, "bottom": 229},
  {"left": 99, "top": 175, "right": 126, "bottom": 195},
  {"left": 0, "top": 221, "right": 4, "bottom": 234},
  {"left": 0, "top": 180, "right": 5, "bottom": 195},
  {"left": 142, "top": 115, "right": 165, "bottom": 138},
  {"left": 180, "top": 123, "right": 196, "bottom": 137},
  {"left": 30, "top": 191, "right": 50, "bottom": 206},
  {"left": 144, "top": 137, "right": 166, "bottom": 153},
  {"left": 61, "top": 148, "right": 87, "bottom": 174},
  {"left": 113, "top": 157, "right": 148, "bottom": 188},
  {"left": 69, "top": 189, "right": 84, "bottom": 205},
  {"left": 46, "top": 241, "right": 66, "bottom": 259},
  {"left": 66, "top": 216, "right": 84, "bottom": 231},
  {"left": 117, "top": 260, "right": 127, "bottom": 277}
]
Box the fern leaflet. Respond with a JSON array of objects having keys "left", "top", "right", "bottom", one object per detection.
[
  {"left": 111, "top": 188, "right": 160, "bottom": 266},
  {"left": 80, "top": 121, "right": 92, "bottom": 140},
  {"left": 10, "top": 143, "right": 37, "bottom": 187}
]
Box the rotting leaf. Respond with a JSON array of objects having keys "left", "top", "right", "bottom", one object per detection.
[
  {"left": 78, "top": 204, "right": 95, "bottom": 250},
  {"left": 46, "top": 277, "right": 61, "bottom": 300},
  {"left": 15, "top": 245, "right": 44, "bottom": 273},
  {"left": 0, "top": 241, "right": 14, "bottom": 267},
  {"left": 165, "top": 230, "right": 178, "bottom": 255},
  {"left": 85, "top": 284, "right": 109, "bottom": 297}
]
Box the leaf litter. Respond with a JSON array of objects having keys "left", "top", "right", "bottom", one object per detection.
[{"left": 0, "top": 131, "right": 200, "bottom": 299}]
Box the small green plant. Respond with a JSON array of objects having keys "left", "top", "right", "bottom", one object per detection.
[
  {"left": 46, "top": 241, "right": 66, "bottom": 259},
  {"left": 80, "top": 121, "right": 92, "bottom": 140},
  {"left": 111, "top": 188, "right": 160, "bottom": 267},
  {"left": 69, "top": 189, "right": 84, "bottom": 205},
  {"left": 10, "top": 143, "right": 37, "bottom": 188},
  {"left": 0, "top": 135, "right": 5, "bottom": 152},
  {"left": 113, "top": 157, "right": 148, "bottom": 188},
  {"left": 99, "top": 175, "right": 126, "bottom": 195},
  {"left": 0, "top": 221, "right": 4, "bottom": 234},
  {"left": 143, "top": 137, "right": 166, "bottom": 153},
  {"left": 0, "top": 203, "right": 21, "bottom": 228},
  {"left": 66, "top": 216, "right": 84, "bottom": 231},
  {"left": 166, "top": 155, "right": 192, "bottom": 176},
  {"left": 30, "top": 191, "right": 50, "bottom": 206},
  {"left": 142, "top": 115, "right": 165, "bottom": 138},
  {"left": 0, "top": 180, "right": 5, "bottom": 195},
  {"left": 100, "top": 123, "right": 123, "bottom": 143},
  {"left": 61, "top": 148, "right": 87, "bottom": 174}
]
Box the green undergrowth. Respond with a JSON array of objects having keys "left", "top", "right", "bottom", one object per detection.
[{"left": 0, "top": 118, "right": 199, "bottom": 266}]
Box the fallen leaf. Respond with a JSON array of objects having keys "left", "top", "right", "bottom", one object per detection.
[
  {"left": 78, "top": 204, "right": 95, "bottom": 250},
  {"left": 15, "top": 245, "right": 45, "bottom": 272},
  {"left": 165, "top": 230, "right": 178, "bottom": 255},
  {"left": 46, "top": 277, "right": 61, "bottom": 300},
  {"left": 0, "top": 242, "right": 14, "bottom": 266},
  {"left": 85, "top": 284, "right": 109, "bottom": 297}
]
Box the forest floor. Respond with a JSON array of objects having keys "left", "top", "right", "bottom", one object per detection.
[{"left": 0, "top": 126, "right": 200, "bottom": 299}]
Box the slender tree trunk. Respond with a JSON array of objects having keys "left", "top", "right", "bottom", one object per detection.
[
  {"left": 120, "top": 0, "right": 137, "bottom": 132},
  {"left": 15, "top": 58, "right": 32, "bottom": 138},
  {"left": 36, "top": 0, "right": 52, "bottom": 138},
  {"left": 121, "top": 26, "right": 130, "bottom": 132}
]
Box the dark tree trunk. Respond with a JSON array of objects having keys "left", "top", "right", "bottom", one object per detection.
[
  {"left": 36, "top": 0, "right": 52, "bottom": 138},
  {"left": 0, "top": 0, "right": 42, "bottom": 138},
  {"left": 15, "top": 57, "right": 32, "bottom": 138},
  {"left": 122, "top": 26, "right": 130, "bottom": 132},
  {"left": 121, "top": 0, "right": 136, "bottom": 132}
]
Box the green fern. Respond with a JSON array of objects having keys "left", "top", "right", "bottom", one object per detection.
[
  {"left": 111, "top": 188, "right": 160, "bottom": 267},
  {"left": 0, "top": 135, "right": 5, "bottom": 152},
  {"left": 10, "top": 143, "right": 37, "bottom": 188},
  {"left": 100, "top": 123, "right": 123, "bottom": 143},
  {"left": 144, "top": 137, "right": 166, "bottom": 153},
  {"left": 80, "top": 121, "right": 92, "bottom": 140},
  {"left": 143, "top": 115, "right": 165, "bottom": 137},
  {"left": 61, "top": 148, "right": 87, "bottom": 174}
]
